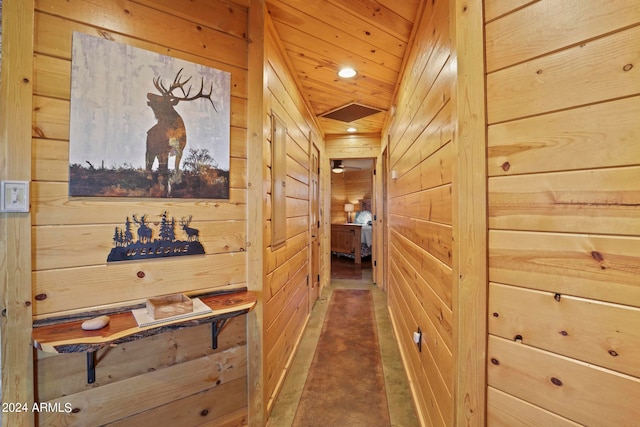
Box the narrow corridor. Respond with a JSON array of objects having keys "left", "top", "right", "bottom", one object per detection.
[{"left": 267, "top": 258, "right": 418, "bottom": 426}]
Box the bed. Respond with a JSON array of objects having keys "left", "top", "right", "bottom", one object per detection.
[{"left": 331, "top": 209, "right": 373, "bottom": 264}]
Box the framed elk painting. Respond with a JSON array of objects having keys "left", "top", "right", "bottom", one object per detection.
[{"left": 68, "top": 32, "right": 231, "bottom": 199}]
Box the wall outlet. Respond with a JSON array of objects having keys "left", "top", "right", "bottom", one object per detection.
[
  {"left": 1, "top": 180, "right": 30, "bottom": 213},
  {"left": 413, "top": 327, "right": 422, "bottom": 352}
]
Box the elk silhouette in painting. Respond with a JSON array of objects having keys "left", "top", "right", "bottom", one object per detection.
[
  {"left": 68, "top": 32, "right": 231, "bottom": 199},
  {"left": 146, "top": 68, "right": 217, "bottom": 181}
]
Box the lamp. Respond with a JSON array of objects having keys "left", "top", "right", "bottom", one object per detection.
[{"left": 344, "top": 203, "right": 355, "bottom": 223}]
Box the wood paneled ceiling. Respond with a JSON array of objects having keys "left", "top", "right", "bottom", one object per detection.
[{"left": 265, "top": 0, "right": 425, "bottom": 136}]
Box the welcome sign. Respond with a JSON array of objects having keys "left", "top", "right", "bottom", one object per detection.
[{"left": 107, "top": 211, "right": 205, "bottom": 262}]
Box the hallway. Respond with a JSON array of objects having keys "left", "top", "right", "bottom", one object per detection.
[{"left": 267, "top": 259, "right": 419, "bottom": 426}]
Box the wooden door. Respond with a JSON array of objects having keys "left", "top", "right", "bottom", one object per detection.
[{"left": 309, "top": 144, "right": 321, "bottom": 310}]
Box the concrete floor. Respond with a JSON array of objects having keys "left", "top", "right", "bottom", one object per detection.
[{"left": 267, "top": 268, "right": 419, "bottom": 427}]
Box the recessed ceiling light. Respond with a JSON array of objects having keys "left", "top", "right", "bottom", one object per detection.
[
  {"left": 338, "top": 67, "right": 357, "bottom": 78},
  {"left": 347, "top": 127, "right": 357, "bottom": 133}
]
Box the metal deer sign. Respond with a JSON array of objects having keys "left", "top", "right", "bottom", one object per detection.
[{"left": 108, "top": 211, "right": 204, "bottom": 262}]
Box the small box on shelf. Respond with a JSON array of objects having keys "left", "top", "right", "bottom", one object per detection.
[{"left": 146, "top": 294, "right": 193, "bottom": 320}]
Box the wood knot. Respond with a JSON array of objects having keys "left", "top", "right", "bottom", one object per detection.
[
  {"left": 492, "top": 312, "right": 499, "bottom": 317},
  {"left": 514, "top": 334, "right": 523, "bottom": 343},
  {"left": 550, "top": 377, "right": 563, "bottom": 386},
  {"left": 200, "top": 409, "right": 209, "bottom": 416},
  {"left": 99, "top": 30, "right": 114, "bottom": 41},
  {"left": 609, "top": 350, "right": 619, "bottom": 357},
  {"left": 490, "top": 358, "right": 500, "bottom": 365},
  {"left": 591, "top": 251, "right": 604, "bottom": 262},
  {"left": 623, "top": 64, "right": 633, "bottom": 72},
  {"left": 554, "top": 293, "right": 561, "bottom": 302},
  {"left": 33, "top": 127, "right": 46, "bottom": 138},
  {"left": 35, "top": 293, "right": 47, "bottom": 301},
  {"left": 137, "top": 271, "right": 145, "bottom": 278},
  {"left": 501, "top": 161, "right": 511, "bottom": 172},
  {"left": 559, "top": 330, "right": 569, "bottom": 336},
  {"left": 71, "top": 407, "right": 81, "bottom": 414}
]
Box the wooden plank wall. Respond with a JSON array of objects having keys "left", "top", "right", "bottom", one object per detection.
[
  {"left": 450, "top": 0, "right": 487, "bottom": 423},
  {"left": 485, "top": 1, "right": 640, "bottom": 425},
  {"left": 263, "top": 16, "right": 324, "bottom": 415},
  {"left": 383, "top": 0, "right": 456, "bottom": 424},
  {"left": 331, "top": 171, "right": 347, "bottom": 223},
  {"left": 24, "top": 0, "right": 251, "bottom": 425},
  {"left": 246, "top": 0, "right": 265, "bottom": 424},
  {"left": 1, "top": 2, "right": 36, "bottom": 426},
  {"left": 325, "top": 134, "right": 381, "bottom": 160}
]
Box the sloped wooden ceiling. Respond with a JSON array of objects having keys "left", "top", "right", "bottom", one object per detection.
[{"left": 265, "top": 0, "right": 424, "bottom": 136}]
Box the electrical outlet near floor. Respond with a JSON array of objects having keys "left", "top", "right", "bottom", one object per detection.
[{"left": 413, "top": 327, "right": 422, "bottom": 352}]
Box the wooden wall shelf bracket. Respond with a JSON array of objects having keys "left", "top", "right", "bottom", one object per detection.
[
  {"left": 87, "top": 351, "right": 97, "bottom": 384},
  {"left": 32, "top": 289, "right": 257, "bottom": 384},
  {"left": 211, "top": 317, "right": 229, "bottom": 350}
]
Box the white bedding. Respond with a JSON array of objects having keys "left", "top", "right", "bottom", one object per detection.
[{"left": 361, "top": 225, "right": 372, "bottom": 247}]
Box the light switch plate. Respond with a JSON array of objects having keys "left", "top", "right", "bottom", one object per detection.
[{"left": 1, "top": 180, "right": 30, "bottom": 213}]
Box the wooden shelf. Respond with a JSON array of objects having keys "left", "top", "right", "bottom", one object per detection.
[
  {"left": 33, "top": 289, "right": 257, "bottom": 354},
  {"left": 32, "top": 289, "right": 256, "bottom": 384}
]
